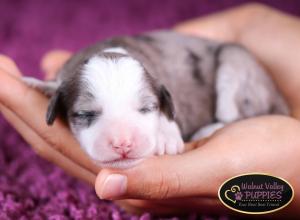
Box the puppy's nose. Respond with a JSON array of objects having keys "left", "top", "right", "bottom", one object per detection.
[{"left": 111, "top": 140, "right": 132, "bottom": 156}]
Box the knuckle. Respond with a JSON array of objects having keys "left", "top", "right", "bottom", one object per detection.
[
  {"left": 155, "top": 172, "right": 170, "bottom": 199},
  {"left": 173, "top": 171, "right": 182, "bottom": 195},
  {"left": 144, "top": 171, "right": 182, "bottom": 199}
]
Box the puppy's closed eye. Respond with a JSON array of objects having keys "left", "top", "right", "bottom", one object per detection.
[
  {"left": 71, "top": 110, "right": 101, "bottom": 118},
  {"left": 70, "top": 110, "right": 101, "bottom": 127},
  {"left": 138, "top": 103, "right": 158, "bottom": 114}
]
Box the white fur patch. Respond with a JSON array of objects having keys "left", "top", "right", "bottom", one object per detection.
[
  {"left": 82, "top": 55, "right": 144, "bottom": 112},
  {"left": 103, "top": 47, "right": 128, "bottom": 55}
]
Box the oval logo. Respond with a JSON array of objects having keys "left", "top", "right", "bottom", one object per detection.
[{"left": 218, "top": 173, "right": 294, "bottom": 214}]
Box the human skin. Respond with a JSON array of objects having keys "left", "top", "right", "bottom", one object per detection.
[{"left": 0, "top": 3, "right": 300, "bottom": 218}]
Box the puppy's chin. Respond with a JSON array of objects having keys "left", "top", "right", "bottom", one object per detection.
[
  {"left": 96, "top": 158, "right": 145, "bottom": 169},
  {"left": 83, "top": 140, "right": 157, "bottom": 169}
]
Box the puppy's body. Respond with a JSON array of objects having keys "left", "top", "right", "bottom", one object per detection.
[{"left": 24, "top": 30, "right": 289, "bottom": 168}]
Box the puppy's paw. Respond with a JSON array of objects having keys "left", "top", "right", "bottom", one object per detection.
[
  {"left": 155, "top": 117, "right": 184, "bottom": 155},
  {"left": 156, "top": 132, "right": 184, "bottom": 155}
]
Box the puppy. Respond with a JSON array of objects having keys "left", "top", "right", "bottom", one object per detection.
[{"left": 24, "top": 30, "right": 289, "bottom": 169}]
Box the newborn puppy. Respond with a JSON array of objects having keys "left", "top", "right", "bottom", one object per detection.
[{"left": 24, "top": 30, "right": 289, "bottom": 169}]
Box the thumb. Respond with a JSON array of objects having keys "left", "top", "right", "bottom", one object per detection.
[
  {"left": 40, "top": 50, "right": 72, "bottom": 80},
  {"left": 0, "top": 54, "right": 22, "bottom": 76},
  {"left": 95, "top": 144, "right": 225, "bottom": 200}
]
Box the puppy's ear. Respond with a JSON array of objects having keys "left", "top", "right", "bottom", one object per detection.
[
  {"left": 22, "top": 76, "right": 63, "bottom": 125},
  {"left": 159, "top": 85, "right": 175, "bottom": 120},
  {"left": 22, "top": 77, "right": 59, "bottom": 97},
  {"left": 46, "top": 88, "right": 63, "bottom": 125}
]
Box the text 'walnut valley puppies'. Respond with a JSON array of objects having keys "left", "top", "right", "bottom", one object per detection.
[{"left": 23, "top": 30, "right": 289, "bottom": 169}]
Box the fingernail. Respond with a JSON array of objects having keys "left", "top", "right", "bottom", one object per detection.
[{"left": 100, "top": 174, "right": 127, "bottom": 200}]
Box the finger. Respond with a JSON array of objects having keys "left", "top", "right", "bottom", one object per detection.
[
  {"left": 174, "top": 15, "right": 237, "bottom": 42},
  {"left": 41, "top": 50, "right": 72, "bottom": 80},
  {"left": 174, "top": 3, "right": 265, "bottom": 42},
  {"left": 95, "top": 145, "right": 227, "bottom": 200},
  {"left": 174, "top": 7, "right": 240, "bottom": 42},
  {"left": 0, "top": 104, "right": 96, "bottom": 184},
  {"left": 0, "top": 55, "right": 97, "bottom": 180},
  {"left": 0, "top": 54, "right": 22, "bottom": 76},
  {"left": 0, "top": 69, "right": 99, "bottom": 174}
]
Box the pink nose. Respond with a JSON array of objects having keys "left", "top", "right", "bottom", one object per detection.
[{"left": 111, "top": 140, "right": 132, "bottom": 156}]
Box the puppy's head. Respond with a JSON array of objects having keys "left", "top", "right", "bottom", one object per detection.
[{"left": 47, "top": 51, "right": 175, "bottom": 168}]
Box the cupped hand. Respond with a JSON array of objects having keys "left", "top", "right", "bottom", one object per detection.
[
  {"left": 0, "top": 53, "right": 99, "bottom": 185},
  {"left": 95, "top": 3, "right": 300, "bottom": 217},
  {"left": 1, "top": 3, "right": 300, "bottom": 218},
  {"left": 95, "top": 115, "right": 300, "bottom": 217}
]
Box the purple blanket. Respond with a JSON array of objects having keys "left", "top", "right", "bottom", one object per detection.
[{"left": 0, "top": 0, "right": 299, "bottom": 219}]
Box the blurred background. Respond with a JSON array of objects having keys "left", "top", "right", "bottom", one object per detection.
[
  {"left": 0, "top": 0, "right": 300, "bottom": 76},
  {"left": 0, "top": 0, "right": 299, "bottom": 219}
]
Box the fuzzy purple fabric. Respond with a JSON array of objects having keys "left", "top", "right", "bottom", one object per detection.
[{"left": 0, "top": 0, "right": 299, "bottom": 219}]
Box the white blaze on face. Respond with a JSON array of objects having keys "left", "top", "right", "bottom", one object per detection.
[
  {"left": 103, "top": 47, "right": 128, "bottom": 54},
  {"left": 74, "top": 54, "right": 160, "bottom": 168}
]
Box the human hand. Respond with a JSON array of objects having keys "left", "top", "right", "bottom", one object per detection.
[
  {"left": 0, "top": 53, "right": 99, "bottom": 185},
  {"left": 0, "top": 53, "right": 198, "bottom": 214},
  {"left": 1, "top": 3, "right": 300, "bottom": 218},
  {"left": 93, "top": 3, "right": 300, "bottom": 217},
  {"left": 95, "top": 115, "right": 300, "bottom": 217},
  {"left": 1, "top": 57, "right": 299, "bottom": 218}
]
